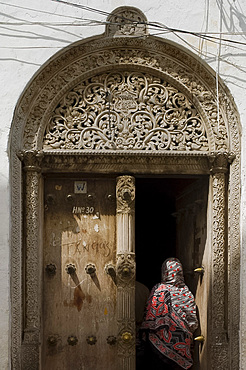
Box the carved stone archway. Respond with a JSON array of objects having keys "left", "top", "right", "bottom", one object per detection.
[{"left": 9, "top": 7, "right": 241, "bottom": 369}]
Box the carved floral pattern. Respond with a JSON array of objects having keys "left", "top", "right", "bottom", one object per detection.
[
  {"left": 116, "top": 253, "right": 135, "bottom": 286},
  {"left": 210, "top": 168, "right": 229, "bottom": 368},
  {"left": 24, "top": 169, "right": 40, "bottom": 329},
  {"left": 116, "top": 175, "right": 136, "bottom": 365},
  {"left": 212, "top": 173, "right": 226, "bottom": 326},
  {"left": 106, "top": 7, "right": 148, "bottom": 38},
  {"left": 43, "top": 72, "right": 209, "bottom": 152},
  {"left": 116, "top": 254, "right": 136, "bottom": 359},
  {"left": 117, "top": 320, "right": 135, "bottom": 358},
  {"left": 17, "top": 39, "right": 229, "bottom": 152},
  {"left": 116, "top": 175, "right": 135, "bottom": 214}
]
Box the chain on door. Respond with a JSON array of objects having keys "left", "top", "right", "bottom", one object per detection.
[{"left": 43, "top": 177, "right": 118, "bottom": 369}]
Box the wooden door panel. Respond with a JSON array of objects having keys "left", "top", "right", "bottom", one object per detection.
[
  {"left": 175, "top": 177, "right": 209, "bottom": 370},
  {"left": 43, "top": 178, "right": 117, "bottom": 369}
]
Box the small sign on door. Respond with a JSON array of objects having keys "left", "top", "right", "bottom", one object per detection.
[{"left": 74, "top": 181, "right": 87, "bottom": 194}]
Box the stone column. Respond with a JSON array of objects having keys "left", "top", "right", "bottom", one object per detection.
[
  {"left": 20, "top": 150, "right": 43, "bottom": 369},
  {"left": 116, "top": 176, "right": 135, "bottom": 370},
  {"left": 209, "top": 152, "right": 229, "bottom": 369}
]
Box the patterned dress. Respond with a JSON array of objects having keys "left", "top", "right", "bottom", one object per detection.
[{"left": 140, "top": 258, "right": 198, "bottom": 369}]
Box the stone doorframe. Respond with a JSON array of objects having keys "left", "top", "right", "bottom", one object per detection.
[{"left": 9, "top": 7, "right": 241, "bottom": 370}]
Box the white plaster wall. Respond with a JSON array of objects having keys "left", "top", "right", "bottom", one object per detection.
[{"left": 1, "top": 0, "right": 246, "bottom": 368}]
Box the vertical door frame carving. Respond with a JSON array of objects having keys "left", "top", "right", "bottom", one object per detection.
[
  {"left": 18, "top": 150, "right": 43, "bottom": 369},
  {"left": 208, "top": 152, "right": 232, "bottom": 369},
  {"left": 116, "top": 176, "right": 136, "bottom": 370}
]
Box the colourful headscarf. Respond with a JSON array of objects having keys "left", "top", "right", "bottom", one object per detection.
[{"left": 140, "top": 258, "right": 198, "bottom": 369}]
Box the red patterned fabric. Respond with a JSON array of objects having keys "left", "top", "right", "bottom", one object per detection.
[{"left": 140, "top": 258, "right": 198, "bottom": 369}]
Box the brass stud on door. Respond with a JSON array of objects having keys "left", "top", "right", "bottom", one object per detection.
[
  {"left": 47, "top": 335, "right": 58, "bottom": 346},
  {"left": 66, "top": 194, "right": 74, "bottom": 202},
  {"left": 85, "top": 263, "right": 96, "bottom": 275},
  {"left": 121, "top": 332, "right": 133, "bottom": 343},
  {"left": 65, "top": 263, "right": 76, "bottom": 275},
  {"left": 107, "top": 194, "right": 115, "bottom": 202},
  {"left": 107, "top": 336, "right": 117, "bottom": 345},
  {"left": 105, "top": 263, "right": 116, "bottom": 283},
  {"left": 45, "top": 263, "right": 56, "bottom": 276},
  {"left": 46, "top": 194, "right": 55, "bottom": 205},
  {"left": 67, "top": 335, "right": 78, "bottom": 346},
  {"left": 122, "top": 267, "right": 131, "bottom": 277},
  {"left": 87, "top": 193, "right": 95, "bottom": 202},
  {"left": 86, "top": 335, "right": 97, "bottom": 345}
]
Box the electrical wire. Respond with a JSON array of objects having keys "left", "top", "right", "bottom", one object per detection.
[
  {"left": 0, "top": 19, "right": 246, "bottom": 36},
  {"left": 0, "top": 1, "right": 84, "bottom": 21},
  {"left": 1, "top": 0, "right": 246, "bottom": 48},
  {"left": 51, "top": 0, "right": 118, "bottom": 18},
  {"left": 50, "top": 0, "right": 246, "bottom": 47},
  {"left": 0, "top": 21, "right": 107, "bottom": 26},
  {"left": 216, "top": 1, "right": 223, "bottom": 133},
  {"left": 0, "top": 0, "right": 245, "bottom": 62},
  {"left": 171, "top": 31, "right": 246, "bottom": 73}
]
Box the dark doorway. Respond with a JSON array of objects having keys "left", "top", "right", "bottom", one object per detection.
[
  {"left": 135, "top": 176, "right": 209, "bottom": 370},
  {"left": 135, "top": 177, "right": 203, "bottom": 290}
]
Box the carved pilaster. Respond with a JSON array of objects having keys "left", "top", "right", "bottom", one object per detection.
[
  {"left": 116, "top": 176, "right": 135, "bottom": 253},
  {"left": 116, "top": 176, "right": 135, "bottom": 369},
  {"left": 21, "top": 330, "right": 39, "bottom": 370},
  {"left": 210, "top": 152, "right": 229, "bottom": 368},
  {"left": 20, "top": 150, "right": 43, "bottom": 368},
  {"left": 18, "top": 149, "right": 44, "bottom": 171},
  {"left": 208, "top": 151, "right": 235, "bottom": 174}
]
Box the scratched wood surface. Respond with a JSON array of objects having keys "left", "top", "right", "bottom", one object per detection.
[{"left": 43, "top": 177, "right": 117, "bottom": 370}]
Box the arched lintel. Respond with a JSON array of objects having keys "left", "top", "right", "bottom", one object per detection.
[
  {"left": 35, "top": 62, "right": 215, "bottom": 152},
  {"left": 9, "top": 34, "right": 240, "bottom": 155}
]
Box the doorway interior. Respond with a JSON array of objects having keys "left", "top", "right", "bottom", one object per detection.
[
  {"left": 135, "top": 176, "right": 209, "bottom": 293},
  {"left": 135, "top": 176, "right": 209, "bottom": 369}
]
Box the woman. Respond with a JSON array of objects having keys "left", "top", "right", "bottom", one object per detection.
[{"left": 138, "top": 258, "right": 198, "bottom": 369}]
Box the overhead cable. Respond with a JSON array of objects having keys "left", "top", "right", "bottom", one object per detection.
[{"left": 50, "top": 0, "right": 246, "bottom": 47}]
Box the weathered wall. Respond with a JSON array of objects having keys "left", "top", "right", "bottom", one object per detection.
[{"left": 1, "top": 0, "right": 246, "bottom": 368}]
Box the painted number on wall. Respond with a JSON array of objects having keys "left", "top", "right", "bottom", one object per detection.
[{"left": 72, "top": 206, "right": 95, "bottom": 214}]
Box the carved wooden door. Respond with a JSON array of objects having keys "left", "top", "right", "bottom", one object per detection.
[
  {"left": 175, "top": 177, "right": 209, "bottom": 370},
  {"left": 42, "top": 175, "right": 136, "bottom": 370},
  {"left": 43, "top": 177, "right": 118, "bottom": 369}
]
